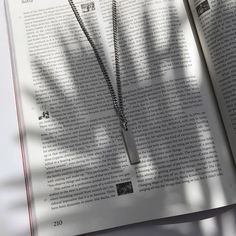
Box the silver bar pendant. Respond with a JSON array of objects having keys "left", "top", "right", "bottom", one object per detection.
[{"left": 121, "top": 127, "right": 140, "bottom": 165}]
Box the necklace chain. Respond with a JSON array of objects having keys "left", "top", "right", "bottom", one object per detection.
[{"left": 68, "top": 0, "right": 128, "bottom": 130}]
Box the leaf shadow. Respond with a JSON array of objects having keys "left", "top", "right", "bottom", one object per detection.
[{"left": 3, "top": 1, "right": 236, "bottom": 236}]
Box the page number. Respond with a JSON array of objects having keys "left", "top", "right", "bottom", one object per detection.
[{"left": 54, "top": 220, "right": 63, "bottom": 227}]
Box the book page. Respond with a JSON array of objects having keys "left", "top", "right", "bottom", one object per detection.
[
  {"left": 188, "top": 0, "right": 236, "bottom": 164},
  {"left": 5, "top": 0, "right": 236, "bottom": 235}
]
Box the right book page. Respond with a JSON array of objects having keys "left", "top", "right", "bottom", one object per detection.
[{"left": 188, "top": 0, "right": 236, "bottom": 164}]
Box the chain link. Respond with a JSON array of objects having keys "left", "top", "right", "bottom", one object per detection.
[{"left": 68, "top": 0, "right": 128, "bottom": 130}]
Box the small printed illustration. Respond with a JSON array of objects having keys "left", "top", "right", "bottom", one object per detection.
[
  {"left": 116, "top": 181, "right": 134, "bottom": 196},
  {"left": 81, "top": 2, "right": 95, "bottom": 13},
  {"left": 38, "top": 111, "right": 50, "bottom": 120},
  {"left": 196, "top": 0, "right": 210, "bottom": 17},
  {"left": 22, "top": 0, "right": 33, "bottom": 3}
]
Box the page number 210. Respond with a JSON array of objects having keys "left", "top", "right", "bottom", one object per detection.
[{"left": 54, "top": 220, "right": 63, "bottom": 227}]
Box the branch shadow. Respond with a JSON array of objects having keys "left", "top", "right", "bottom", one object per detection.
[{"left": 3, "top": 0, "right": 236, "bottom": 236}]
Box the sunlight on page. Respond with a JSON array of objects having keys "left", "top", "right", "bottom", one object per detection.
[
  {"left": 184, "top": 181, "right": 205, "bottom": 208},
  {"left": 207, "top": 177, "right": 226, "bottom": 206}
]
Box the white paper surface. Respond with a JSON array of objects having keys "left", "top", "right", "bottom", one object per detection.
[{"left": 1, "top": 0, "right": 236, "bottom": 236}]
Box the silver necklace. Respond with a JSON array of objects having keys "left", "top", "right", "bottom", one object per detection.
[{"left": 68, "top": 0, "right": 140, "bottom": 164}]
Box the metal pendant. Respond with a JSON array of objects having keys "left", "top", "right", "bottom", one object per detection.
[{"left": 121, "top": 127, "right": 140, "bottom": 165}]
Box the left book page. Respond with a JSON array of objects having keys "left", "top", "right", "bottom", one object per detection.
[{"left": 5, "top": 0, "right": 236, "bottom": 236}]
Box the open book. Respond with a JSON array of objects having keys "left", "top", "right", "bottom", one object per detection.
[{"left": 4, "top": 0, "right": 236, "bottom": 235}]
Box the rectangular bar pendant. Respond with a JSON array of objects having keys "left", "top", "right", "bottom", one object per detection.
[{"left": 121, "top": 128, "right": 140, "bottom": 165}]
